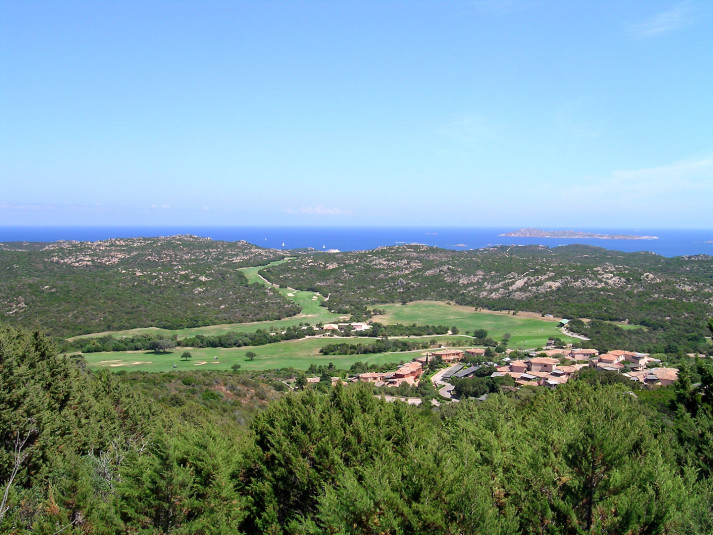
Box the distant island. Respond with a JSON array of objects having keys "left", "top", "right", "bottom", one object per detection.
[{"left": 500, "top": 228, "right": 659, "bottom": 240}]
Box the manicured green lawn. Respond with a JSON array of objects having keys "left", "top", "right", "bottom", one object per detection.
[
  {"left": 373, "top": 301, "right": 576, "bottom": 349},
  {"left": 81, "top": 335, "right": 475, "bottom": 372},
  {"left": 241, "top": 263, "right": 337, "bottom": 320}
]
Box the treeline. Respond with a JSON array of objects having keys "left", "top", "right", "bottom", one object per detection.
[
  {"left": 180, "top": 325, "right": 314, "bottom": 348},
  {"left": 451, "top": 374, "right": 515, "bottom": 398},
  {"left": 568, "top": 318, "right": 710, "bottom": 354},
  {"left": 304, "top": 360, "right": 403, "bottom": 377},
  {"left": 61, "top": 325, "right": 318, "bottom": 353},
  {"left": 2, "top": 325, "right": 713, "bottom": 533},
  {"left": 61, "top": 322, "right": 457, "bottom": 355},
  {"left": 319, "top": 338, "right": 429, "bottom": 355},
  {"left": 368, "top": 322, "right": 450, "bottom": 337}
]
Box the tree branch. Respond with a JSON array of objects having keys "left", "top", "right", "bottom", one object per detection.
[{"left": 0, "top": 426, "right": 37, "bottom": 523}]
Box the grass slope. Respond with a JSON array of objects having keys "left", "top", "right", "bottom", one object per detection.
[
  {"left": 81, "top": 335, "right": 475, "bottom": 372},
  {"left": 374, "top": 301, "right": 577, "bottom": 348}
]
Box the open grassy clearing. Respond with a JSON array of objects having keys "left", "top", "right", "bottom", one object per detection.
[
  {"left": 373, "top": 301, "right": 577, "bottom": 349},
  {"left": 605, "top": 321, "right": 649, "bottom": 331},
  {"left": 81, "top": 335, "right": 475, "bottom": 372},
  {"left": 241, "top": 262, "right": 336, "bottom": 320}
]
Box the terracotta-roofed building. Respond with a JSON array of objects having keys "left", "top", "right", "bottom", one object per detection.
[
  {"left": 609, "top": 350, "right": 636, "bottom": 357},
  {"left": 466, "top": 348, "right": 486, "bottom": 357},
  {"left": 597, "top": 353, "right": 625, "bottom": 365},
  {"left": 536, "top": 349, "right": 572, "bottom": 358},
  {"left": 645, "top": 367, "right": 679, "bottom": 386},
  {"left": 542, "top": 363, "right": 587, "bottom": 386},
  {"left": 596, "top": 362, "right": 625, "bottom": 372},
  {"left": 623, "top": 352, "right": 652, "bottom": 371},
  {"left": 529, "top": 371, "right": 552, "bottom": 379},
  {"left": 556, "top": 364, "right": 587, "bottom": 376},
  {"left": 509, "top": 360, "right": 529, "bottom": 373},
  {"left": 358, "top": 372, "right": 391, "bottom": 384},
  {"left": 363, "top": 361, "right": 423, "bottom": 388},
  {"left": 392, "top": 361, "right": 423, "bottom": 378},
  {"left": 516, "top": 373, "right": 538, "bottom": 386},
  {"left": 529, "top": 357, "right": 560, "bottom": 373},
  {"left": 627, "top": 367, "right": 679, "bottom": 387},
  {"left": 430, "top": 349, "right": 465, "bottom": 363},
  {"left": 570, "top": 348, "right": 598, "bottom": 360},
  {"left": 495, "top": 370, "right": 524, "bottom": 380}
]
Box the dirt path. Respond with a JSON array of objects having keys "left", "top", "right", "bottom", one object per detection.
[{"left": 561, "top": 327, "right": 590, "bottom": 341}]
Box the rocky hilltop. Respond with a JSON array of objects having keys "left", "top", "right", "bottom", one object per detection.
[{"left": 0, "top": 235, "right": 297, "bottom": 336}]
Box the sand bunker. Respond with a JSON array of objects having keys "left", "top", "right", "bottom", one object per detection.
[
  {"left": 209, "top": 361, "right": 220, "bottom": 364},
  {"left": 131, "top": 361, "right": 151, "bottom": 365},
  {"left": 109, "top": 363, "right": 125, "bottom": 367},
  {"left": 194, "top": 361, "right": 208, "bottom": 366},
  {"left": 99, "top": 360, "right": 121, "bottom": 364}
]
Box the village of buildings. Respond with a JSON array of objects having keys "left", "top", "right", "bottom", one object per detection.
[
  {"left": 306, "top": 342, "right": 680, "bottom": 398},
  {"left": 353, "top": 346, "right": 677, "bottom": 389},
  {"left": 298, "top": 321, "right": 681, "bottom": 399}
]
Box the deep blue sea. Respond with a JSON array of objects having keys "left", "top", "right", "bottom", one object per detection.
[{"left": 1, "top": 226, "right": 712, "bottom": 258}]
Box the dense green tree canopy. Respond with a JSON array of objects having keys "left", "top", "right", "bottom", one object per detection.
[{"left": 1, "top": 325, "right": 712, "bottom": 533}]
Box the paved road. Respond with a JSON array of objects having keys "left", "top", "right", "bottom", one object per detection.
[
  {"left": 430, "top": 363, "right": 462, "bottom": 400},
  {"left": 438, "top": 383, "right": 456, "bottom": 399},
  {"left": 430, "top": 364, "right": 454, "bottom": 385}
]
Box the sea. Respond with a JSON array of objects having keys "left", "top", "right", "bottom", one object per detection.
[{"left": 1, "top": 226, "right": 712, "bottom": 258}]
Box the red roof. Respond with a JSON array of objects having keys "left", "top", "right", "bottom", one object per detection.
[{"left": 530, "top": 357, "right": 560, "bottom": 365}]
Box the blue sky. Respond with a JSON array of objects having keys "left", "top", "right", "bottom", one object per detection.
[{"left": 1, "top": 0, "right": 712, "bottom": 228}]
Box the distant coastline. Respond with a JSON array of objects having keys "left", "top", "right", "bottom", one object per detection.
[
  {"left": 500, "top": 228, "right": 659, "bottom": 240},
  {"left": 4, "top": 226, "right": 711, "bottom": 257}
]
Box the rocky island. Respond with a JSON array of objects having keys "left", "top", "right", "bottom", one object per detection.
[{"left": 500, "top": 228, "right": 659, "bottom": 240}]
